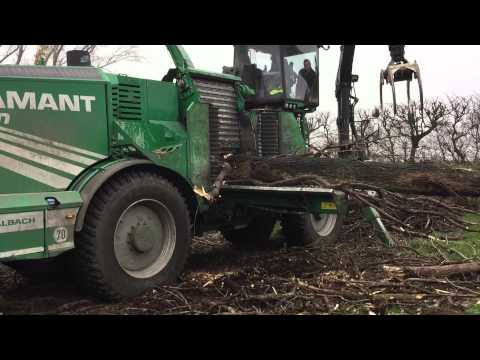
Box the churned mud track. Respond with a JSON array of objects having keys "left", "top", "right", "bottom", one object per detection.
[{"left": 1, "top": 231, "right": 479, "bottom": 315}]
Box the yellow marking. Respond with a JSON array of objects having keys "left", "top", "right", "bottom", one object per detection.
[{"left": 321, "top": 202, "right": 337, "bottom": 210}]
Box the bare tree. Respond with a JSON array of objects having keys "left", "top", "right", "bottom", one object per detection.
[
  {"left": 0, "top": 45, "right": 19, "bottom": 63},
  {"left": 15, "top": 46, "right": 27, "bottom": 64},
  {"left": 393, "top": 100, "right": 448, "bottom": 163},
  {"left": 430, "top": 96, "right": 473, "bottom": 163},
  {"left": 355, "top": 109, "right": 380, "bottom": 159},
  {"left": 307, "top": 95, "right": 480, "bottom": 164},
  {"left": 29, "top": 45, "right": 142, "bottom": 67},
  {"left": 445, "top": 96, "right": 471, "bottom": 163},
  {"left": 305, "top": 111, "right": 336, "bottom": 148},
  {"left": 469, "top": 94, "right": 480, "bottom": 162},
  {"left": 90, "top": 45, "right": 141, "bottom": 68},
  {"left": 433, "top": 130, "right": 449, "bottom": 162},
  {"left": 34, "top": 45, "right": 50, "bottom": 65},
  {"left": 375, "top": 107, "right": 403, "bottom": 162},
  {"left": 0, "top": 45, "right": 29, "bottom": 64},
  {"left": 50, "top": 45, "right": 65, "bottom": 65}
]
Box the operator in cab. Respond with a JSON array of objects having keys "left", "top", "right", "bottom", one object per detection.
[{"left": 296, "top": 59, "right": 317, "bottom": 103}]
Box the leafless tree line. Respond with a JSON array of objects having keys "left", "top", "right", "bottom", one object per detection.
[
  {"left": 0, "top": 45, "right": 141, "bottom": 68},
  {"left": 307, "top": 95, "right": 480, "bottom": 164}
]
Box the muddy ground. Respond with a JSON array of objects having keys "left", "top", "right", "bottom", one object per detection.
[{"left": 1, "top": 226, "right": 479, "bottom": 315}]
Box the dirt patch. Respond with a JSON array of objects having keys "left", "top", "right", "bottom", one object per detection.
[{"left": 1, "top": 229, "right": 479, "bottom": 315}]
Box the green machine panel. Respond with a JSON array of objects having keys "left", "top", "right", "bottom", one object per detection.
[
  {"left": 0, "top": 210, "right": 45, "bottom": 260},
  {"left": 0, "top": 191, "right": 82, "bottom": 260},
  {"left": 114, "top": 76, "right": 188, "bottom": 178},
  {"left": 279, "top": 111, "right": 308, "bottom": 155},
  {"left": 0, "top": 76, "right": 109, "bottom": 193}
]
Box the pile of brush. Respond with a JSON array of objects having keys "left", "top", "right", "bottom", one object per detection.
[{"left": 216, "top": 154, "right": 480, "bottom": 242}]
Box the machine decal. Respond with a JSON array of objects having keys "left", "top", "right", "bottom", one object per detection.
[
  {"left": 0, "top": 246, "right": 45, "bottom": 259},
  {"left": 46, "top": 208, "right": 79, "bottom": 252},
  {"left": 0, "top": 211, "right": 44, "bottom": 234},
  {"left": 321, "top": 202, "right": 337, "bottom": 210},
  {"left": 0, "top": 113, "right": 10, "bottom": 125},
  {"left": 0, "top": 131, "right": 97, "bottom": 166},
  {"left": 0, "top": 153, "right": 71, "bottom": 188},
  {"left": 0, "top": 125, "right": 106, "bottom": 160},
  {"left": 53, "top": 227, "right": 68, "bottom": 243},
  {"left": 0, "top": 91, "right": 96, "bottom": 113},
  {"left": 153, "top": 144, "right": 183, "bottom": 156},
  {"left": 0, "top": 140, "right": 85, "bottom": 175}
]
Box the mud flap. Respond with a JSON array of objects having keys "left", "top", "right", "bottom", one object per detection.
[{"left": 362, "top": 206, "right": 395, "bottom": 247}]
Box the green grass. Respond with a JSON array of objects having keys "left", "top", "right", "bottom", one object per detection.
[
  {"left": 465, "top": 303, "right": 480, "bottom": 315},
  {"left": 404, "top": 213, "right": 480, "bottom": 315},
  {"left": 386, "top": 305, "right": 406, "bottom": 315},
  {"left": 408, "top": 214, "right": 480, "bottom": 262}
]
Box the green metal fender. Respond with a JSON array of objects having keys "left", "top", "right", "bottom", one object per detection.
[
  {"left": 70, "top": 158, "right": 198, "bottom": 233},
  {"left": 70, "top": 158, "right": 151, "bottom": 232}
]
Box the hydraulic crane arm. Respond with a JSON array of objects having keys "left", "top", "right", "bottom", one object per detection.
[
  {"left": 335, "top": 45, "right": 357, "bottom": 151},
  {"left": 335, "top": 45, "right": 423, "bottom": 157}
]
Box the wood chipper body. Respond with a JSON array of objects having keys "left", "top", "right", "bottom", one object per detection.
[{"left": 0, "top": 45, "right": 345, "bottom": 299}]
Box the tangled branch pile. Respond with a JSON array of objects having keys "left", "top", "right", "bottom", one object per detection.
[
  {"left": 10, "top": 235, "right": 477, "bottom": 315},
  {"left": 224, "top": 154, "right": 480, "bottom": 242}
]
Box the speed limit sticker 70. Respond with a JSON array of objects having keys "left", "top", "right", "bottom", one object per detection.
[{"left": 53, "top": 227, "right": 69, "bottom": 243}]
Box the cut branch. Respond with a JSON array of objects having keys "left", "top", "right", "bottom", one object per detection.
[
  {"left": 227, "top": 154, "right": 480, "bottom": 197},
  {"left": 385, "top": 262, "right": 480, "bottom": 278}
]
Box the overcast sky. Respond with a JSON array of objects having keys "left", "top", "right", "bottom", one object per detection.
[{"left": 106, "top": 45, "right": 480, "bottom": 114}]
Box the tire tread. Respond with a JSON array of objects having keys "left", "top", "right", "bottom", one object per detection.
[{"left": 74, "top": 170, "right": 191, "bottom": 301}]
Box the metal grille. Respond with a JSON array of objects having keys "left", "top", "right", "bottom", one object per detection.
[
  {"left": 256, "top": 111, "right": 280, "bottom": 157},
  {"left": 193, "top": 77, "right": 240, "bottom": 180},
  {"left": 112, "top": 82, "right": 143, "bottom": 121},
  {"left": 0, "top": 65, "right": 102, "bottom": 79},
  {"left": 111, "top": 86, "right": 119, "bottom": 119},
  {"left": 208, "top": 105, "right": 222, "bottom": 179}
]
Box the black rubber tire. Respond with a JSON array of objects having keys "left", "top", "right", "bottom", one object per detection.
[
  {"left": 221, "top": 214, "right": 279, "bottom": 250},
  {"left": 72, "top": 171, "right": 191, "bottom": 301},
  {"left": 281, "top": 212, "right": 345, "bottom": 248}
]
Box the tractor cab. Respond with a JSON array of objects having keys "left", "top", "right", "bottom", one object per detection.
[{"left": 232, "top": 45, "right": 319, "bottom": 111}]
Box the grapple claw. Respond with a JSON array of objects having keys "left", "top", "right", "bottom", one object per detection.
[{"left": 380, "top": 61, "right": 423, "bottom": 115}]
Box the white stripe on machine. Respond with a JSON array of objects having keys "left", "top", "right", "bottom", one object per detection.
[
  {"left": 0, "top": 125, "right": 106, "bottom": 160},
  {"left": 0, "top": 140, "right": 84, "bottom": 176},
  {"left": 48, "top": 242, "right": 74, "bottom": 252},
  {"left": 0, "top": 154, "right": 71, "bottom": 189},
  {"left": 0, "top": 211, "right": 44, "bottom": 234},
  {"left": 0, "top": 131, "right": 97, "bottom": 166},
  {"left": 0, "top": 246, "right": 44, "bottom": 259}
]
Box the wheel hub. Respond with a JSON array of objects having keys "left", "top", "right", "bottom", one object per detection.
[
  {"left": 114, "top": 199, "right": 176, "bottom": 279},
  {"left": 311, "top": 214, "right": 338, "bottom": 237},
  {"left": 128, "top": 224, "right": 155, "bottom": 253}
]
